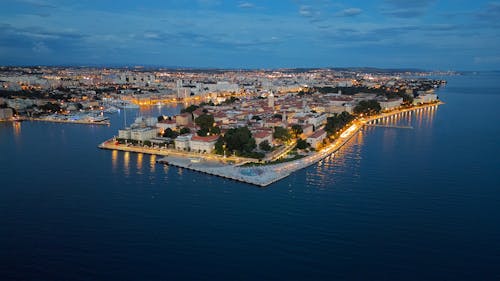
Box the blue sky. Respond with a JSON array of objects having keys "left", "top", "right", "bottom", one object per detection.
[{"left": 1, "top": 0, "right": 499, "bottom": 70}]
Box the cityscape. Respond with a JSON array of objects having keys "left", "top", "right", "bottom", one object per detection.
[
  {"left": 1, "top": 66, "right": 445, "bottom": 185},
  {"left": 1, "top": 0, "right": 499, "bottom": 280}
]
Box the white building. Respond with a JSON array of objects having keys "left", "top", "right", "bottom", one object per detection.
[
  {"left": 130, "top": 127, "right": 158, "bottom": 141},
  {"left": 379, "top": 98, "right": 403, "bottom": 111},
  {"left": 174, "top": 134, "right": 192, "bottom": 150},
  {"left": 118, "top": 128, "right": 132, "bottom": 139},
  {"left": 414, "top": 93, "right": 438, "bottom": 104},
  {"left": 189, "top": 135, "right": 219, "bottom": 153},
  {"left": 306, "top": 129, "right": 327, "bottom": 149}
]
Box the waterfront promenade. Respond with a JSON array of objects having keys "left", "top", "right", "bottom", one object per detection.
[{"left": 99, "top": 101, "right": 442, "bottom": 187}]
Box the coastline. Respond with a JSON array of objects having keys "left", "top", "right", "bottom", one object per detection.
[
  {"left": 99, "top": 101, "right": 443, "bottom": 187},
  {"left": 28, "top": 117, "right": 110, "bottom": 126}
]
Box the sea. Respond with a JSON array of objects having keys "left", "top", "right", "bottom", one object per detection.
[{"left": 1, "top": 73, "right": 499, "bottom": 280}]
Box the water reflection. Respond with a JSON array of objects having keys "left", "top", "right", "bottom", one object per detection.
[
  {"left": 13, "top": 121, "right": 21, "bottom": 138},
  {"left": 306, "top": 129, "right": 364, "bottom": 189},
  {"left": 123, "top": 152, "right": 130, "bottom": 176},
  {"left": 150, "top": 155, "right": 156, "bottom": 173},
  {"left": 305, "top": 105, "right": 440, "bottom": 189},
  {"left": 137, "top": 153, "right": 143, "bottom": 174},
  {"left": 111, "top": 150, "right": 118, "bottom": 172}
]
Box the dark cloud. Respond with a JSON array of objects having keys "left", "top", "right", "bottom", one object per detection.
[
  {"left": 0, "top": 23, "right": 86, "bottom": 53},
  {"left": 476, "top": 2, "right": 500, "bottom": 21}
]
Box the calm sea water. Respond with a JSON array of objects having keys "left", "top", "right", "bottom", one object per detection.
[{"left": 1, "top": 73, "right": 499, "bottom": 280}]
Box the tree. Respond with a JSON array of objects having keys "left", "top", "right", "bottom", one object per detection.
[
  {"left": 195, "top": 114, "right": 215, "bottom": 134},
  {"left": 180, "top": 127, "right": 191, "bottom": 135},
  {"left": 354, "top": 100, "right": 381, "bottom": 115},
  {"left": 163, "top": 128, "right": 179, "bottom": 138},
  {"left": 214, "top": 137, "right": 225, "bottom": 155},
  {"left": 223, "top": 126, "right": 255, "bottom": 155},
  {"left": 273, "top": 113, "right": 282, "bottom": 119},
  {"left": 251, "top": 115, "right": 262, "bottom": 121},
  {"left": 325, "top": 111, "right": 354, "bottom": 135},
  {"left": 194, "top": 114, "right": 215, "bottom": 136},
  {"left": 259, "top": 140, "right": 272, "bottom": 151},
  {"left": 157, "top": 115, "right": 165, "bottom": 122},
  {"left": 210, "top": 126, "right": 221, "bottom": 135},
  {"left": 296, "top": 139, "right": 309, "bottom": 150},
  {"left": 291, "top": 124, "right": 303, "bottom": 139},
  {"left": 39, "top": 102, "right": 61, "bottom": 112},
  {"left": 273, "top": 126, "right": 291, "bottom": 142},
  {"left": 180, "top": 104, "right": 199, "bottom": 114}
]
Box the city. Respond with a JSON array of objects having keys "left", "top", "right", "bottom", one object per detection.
[
  {"left": 1, "top": 67, "right": 444, "bottom": 185},
  {"left": 2, "top": 0, "right": 499, "bottom": 280}
]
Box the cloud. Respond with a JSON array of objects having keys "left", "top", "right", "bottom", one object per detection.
[
  {"left": 32, "top": 41, "right": 50, "bottom": 53},
  {"left": 474, "top": 55, "right": 500, "bottom": 64},
  {"left": 238, "top": 2, "right": 254, "bottom": 9},
  {"left": 13, "top": 0, "right": 55, "bottom": 8},
  {"left": 299, "top": 5, "right": 313, "bottom": 17},
  {"left": 336, "top": 8, "right": 362, "bottom": 17},
  {"left": 382, "top": 0, "right": 436, "bottom": 18},
  {"left": 476, "top": 2, "right": 500, "bottom": 21}
]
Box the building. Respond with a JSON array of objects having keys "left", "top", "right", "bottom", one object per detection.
[
  {"left": 268, "top": 92, "right": 275, "bottom": 108},
  {"left": 156, "top": 119, "right": 177, "bottom": 131},
  {"left": 118, "top": 128, "right": 132, "bottom": 139},
  {"left": 174, "top": 134, "right": 192, "bottom": 151},
  {"left": 0, "top": 108, "right": 13, "bottom": 120},
  {"left": 130, "top": 127, "right": 158, "bottom": 142},
  {"left": 176, "top": 112, "right": 193, "bottom": 126},
  {"left": 189, "top": 135, "right": 219, "bottom": 153},
  {"left": 414, "top": 93, "right": 438, "bottom": 104},
  {"left": 379, "top": 98, "right": 403, "bottom": 111},
  {"left": 253, "top": 131, "right": 273, "bottom": 146},
  {"left": 306, "top": 129, "right": 326, "bottom": 149}
]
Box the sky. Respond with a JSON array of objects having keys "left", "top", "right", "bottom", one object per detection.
[{"left": 0, "top": 0, "right": 499, "bottom": 70}]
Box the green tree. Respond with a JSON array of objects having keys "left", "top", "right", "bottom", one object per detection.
[
  {"left": 195, "top": 114, "right": 215, "bottom": 134},
  {"left": 214, "top": 137, "right": 225, "bottom": 155},
  {"left": 180, "top": 104, "right": 199, "bottom": 114},
  {"left": 296, "top": 139, "right": 309, "bottom": 150},
  {"left": 157, "top": 115, "right": 165, "bottom": 122},
  {"left": 259, "top": 140, "right": 272, "bottom": 151},
  {"left": 291, "top": 124, "right": 303, "bottom": 139},
  {"left": 180, "top": 127, "right": 191, "bottom": 135},
  {"left": 210, "top": 126, "right": 221, "bottom": 135},
  {"left": 162, "top": 128, "right": 179, "bottom": 138},
  {"left": 354, "top": 100, "right": 381, "bottom": 115},
  {"left": 325, "top": 111, "right": 354, "bottom": 135},
  {"left": 273, "top": 126, "right": 291, "bottom": 142},
  {"left": 223, "top": 126, "right": 255, "bottom": 154}
]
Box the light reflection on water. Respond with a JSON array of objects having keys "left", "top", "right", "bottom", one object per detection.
[
  {"left": 107, "top": 105, "right": 440, "bottom": 189},
  {"left": 306, "top": 130, "right": 364, "bottom": 189},
  {"left": 111, "top": 150, "right": 118, "bottom": 172},
  {"left": 305, "top": 105, "right": 439, "bottom": 189},
  {"left": 150, "top": 154, "right": 156, "bottom": 173},
  {"left": 136, "top": 153, "right": 143, "bottom": 174},
  {"left": 123, "top": 151, "right": 130, "bottom": 176},
  {"left": 13, "top": 121, "right": 21, "bottom": 136}
]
